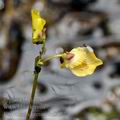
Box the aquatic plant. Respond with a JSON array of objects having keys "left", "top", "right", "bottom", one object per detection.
[{"left": 25, "top": 9, "right": 103, "bottom": 120}]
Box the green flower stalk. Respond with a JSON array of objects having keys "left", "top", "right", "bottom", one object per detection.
[{"left": 25, "top": 9, "right": 46, "bottom": 120}]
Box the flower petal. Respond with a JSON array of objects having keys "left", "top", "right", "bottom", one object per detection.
[
  {"left": 64, "top": 47, "right": 87, "bottom": 68},
  {"left": 70, "top": 64, "right": 98, "bottom": 77},
  {"left": 61, "top": 46, "right": 103, "bottom": 77},
  {"left": 85, "top": 52, "right": 103, "bottom": 64},
  {"left": 31, "top": 9, "right": 46, "bottom": 44}
]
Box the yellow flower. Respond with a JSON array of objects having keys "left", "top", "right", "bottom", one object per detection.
[
  {"left": 61, "top": 46, "right": 103, "bottom": 77},
  {"left": 31, "top": 9, "right": 46, "bottom": 44}
]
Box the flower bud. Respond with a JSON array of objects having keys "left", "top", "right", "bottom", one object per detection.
[{"left": 31, "top": 9, "right": 46, "bottom": 44}]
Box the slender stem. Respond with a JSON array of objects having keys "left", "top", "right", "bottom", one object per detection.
[
  {"left": 43, "top": 54, "right": 65, "bottom": 63},
  {"left": 26, "top": 38, "right": 46, "bottom": 120},
  {"left": 25, "top": 72, "right": 39, "bottom": 120},
  {"left": 25, "top": 37, "right": 65, "bottom": 120},
  {"left": 40, "top": 39, "right": 46, "bottom": 57}
]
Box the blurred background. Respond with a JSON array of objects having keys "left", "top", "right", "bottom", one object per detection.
[{"left": 0, "top": 0, "right": 120, "bottom": 120}]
